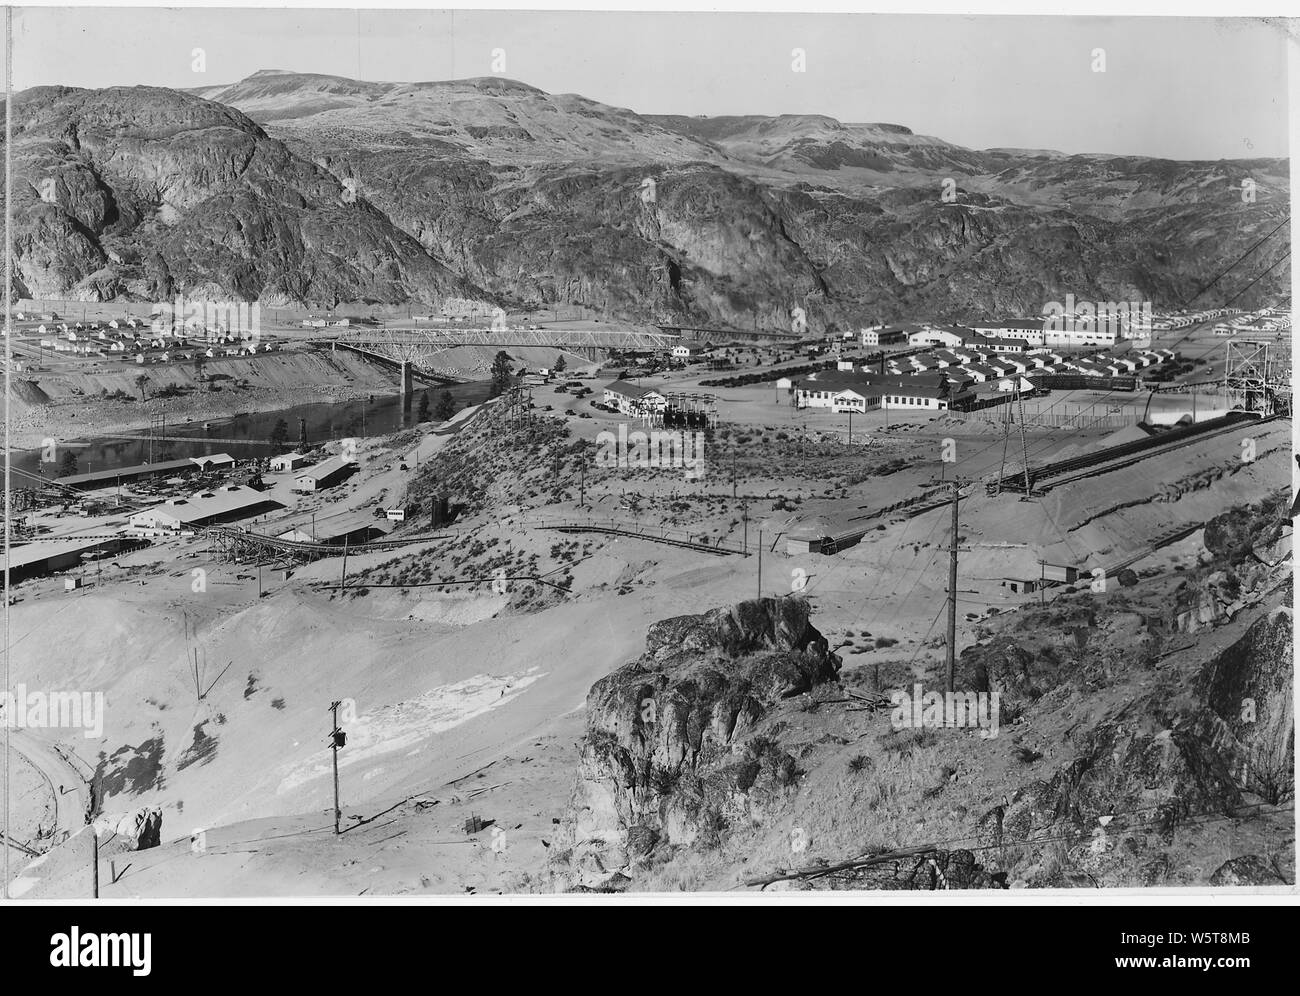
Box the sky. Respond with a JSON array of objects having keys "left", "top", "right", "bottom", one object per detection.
[{"left": 8, "top": 8, "right": 1293, "bottom": 160}]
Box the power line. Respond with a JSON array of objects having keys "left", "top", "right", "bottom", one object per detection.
[
  {"left": 1181, "top": 214, "right": 1290, "bottom": 308},
  {"left": 1220, "top": 249, "right": 1292, "bottom": 311}
]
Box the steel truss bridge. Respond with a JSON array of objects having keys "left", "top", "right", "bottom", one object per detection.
[{"left": 332, "top": 326, "right": 678, "bottom": 367}]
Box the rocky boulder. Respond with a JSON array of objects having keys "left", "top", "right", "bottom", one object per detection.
[
  {"left": 565, "top": 597, "right": 839, "bottom": 855},
  {"left": 1192, "top": 607, "right": 1293, "bottom": 801},
  {"left": 960, "top": 635, "right": 1059, "bottom": 705},
  {"left": 1209, "top": 855, "right": 1286, "bottom": 887},
  {"left": 93, "top": 805, "right": 163, "bottom": 851},
  {"left": 644, "top": 597, "right": 834, "bottom": 667}
]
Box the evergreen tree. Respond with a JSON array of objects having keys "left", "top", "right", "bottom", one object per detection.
[
  {"left": 417, "top": 390, "right": 431, "bottom": 421},
  {"left": 435, "top": 390, "right": 457, "bottom": 421},
  {"left": 489, "top": 350, "right": 514, "bottom": 398},
  {"left": 269, "top": 418, "right": 290, "bottom": 452}
]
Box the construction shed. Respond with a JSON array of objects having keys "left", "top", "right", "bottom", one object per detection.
[
  {"left": 784, "top": 515, "right": 841, "bottom": 555},
  {"left": 269, "top": 452, "right": 309, "bottom": 472},
  {"left": 56, "top": 458, "right": 197, "bottom": 490},
  {"left": 275, "top": 511, "right": 393, "bottom": 546},
  {"left": 191, "top": 453, "right": 235, "bottom": 470},
  {"left": 129, "top": 486, "right": 285, "bottom": 532},
  {"left": 0, "top": 536, "right": 125, "bottom": 582},
  {"left": 293, "top": 456, "right": 356, "bottom": 492}
]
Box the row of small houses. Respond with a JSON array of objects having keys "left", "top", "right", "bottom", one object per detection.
[
  {"left": 46, "top": 327, "right": 258, "bottom": 345},
  {"left": 1151, "top": 308, "right": 1244, "bottom": 331},
  {"left": 37, "top": 337, "right": 278, "bottom": 363},
  {"left": 1213, "top": 311, "right": 1291, "bottom": 336},
  {"left": 876, "top": 347, "right": 1177, "bottom": 383},
  {"left": 860, "top": 320, "right": 1128, "bottom": 350},
  {"left": 17, "top": 315, "right": 257, "bottom": 337},
  {"left": 789, "top": 347, "right": 1176, "bottom": 415},
  {"left": 858, "top": 312, "right": 1231, "bottom": 349}
]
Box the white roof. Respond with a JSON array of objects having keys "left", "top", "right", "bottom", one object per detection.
[
  {"left": 133, "top": 485, "right": 281, "bottom": 525},
  {"left": 296, "top": 455, "right": 354, "bottom": 481}
]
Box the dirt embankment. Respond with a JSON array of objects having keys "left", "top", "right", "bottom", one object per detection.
[{"left": 5, "top": 347, "right": 402, "bottom": 449}]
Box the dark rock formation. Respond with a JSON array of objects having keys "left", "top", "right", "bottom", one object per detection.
[
  {"left": 830, "top": 849, "right": 1006, "bottom": 890},
  {"left": 567, "top": 597, "right": 839, "bottom": 852},
  {"left": 960, "top": 635, "right": 1062, "bottom": 706},
  {"left": 1209, "top": 855, "right": 1286, "bottom": 887},
  {"left": 1192, "top": 607, "right": 1294, "bottom": 802},
  {"left": 9, "top": 85, "right": 481, "bottom": 306}
]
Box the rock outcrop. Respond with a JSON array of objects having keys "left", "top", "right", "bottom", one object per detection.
[
  {"left": 830, "top": 849, "right": 1006, "bottom": 891},
  {"left": 565, "top": 597, "right": 839, "bottom": 861},
  {"left": 1191, "top": 607, "right": 1294, "bottom": 801},
  {"left": 93, "top": 805, "right": 163, "bottom": 851}
]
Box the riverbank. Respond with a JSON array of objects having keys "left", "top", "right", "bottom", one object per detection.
[
  {"left": 0, "top": 345, "right": 483, "bottom": 450},
  {"left": 5, "top": 380, "right": 393, "bottom": 451}
]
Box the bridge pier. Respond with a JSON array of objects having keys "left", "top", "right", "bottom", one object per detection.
[{"left": 399, "top": 360, "right": 413, "bottom": 396}]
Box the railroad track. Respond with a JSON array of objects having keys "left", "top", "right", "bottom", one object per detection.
[
  {"left": 201, "top": 524, "right": 451, "bottom": 558},
  {"left": 537, "top": 521, "right": 743, "bottom": 556},
  {"left": 1027, "top": 412, "right": 1274, "bottom": 493}
]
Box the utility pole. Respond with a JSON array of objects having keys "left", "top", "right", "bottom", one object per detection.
[
  {"left": 328, "top": 701, "right": 344, "bottom": 835},
  {"left": 579, "top": 447, "right": 586, "bottom": 509},
  {"left": 757, "top": 529, "right": 763, "bottom": 599},
  {"left": 91, "top": 826, "right": 99, "bottom": 898},
  {"left": 996, "top": 397, "right": 1011, "bottom": 494},
  {"left": 945, "top": 483, "right": 960, "bottom": 694},
  {"left": 1015, "top": 389, "right": 1031, "bottom": 497},
  {"left": 340, "top": 538, "right": 349, "bottom": 589}
]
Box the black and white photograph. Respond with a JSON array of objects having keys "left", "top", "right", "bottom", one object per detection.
[{"left": 0, "top": 2, "right": 1294, "bottom": 916}]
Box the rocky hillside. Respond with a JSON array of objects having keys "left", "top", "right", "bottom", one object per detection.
[
  {"left": 5, "top": 84, "right": 483, "bottom": 306},
  {"left": 5, "top": 72, "right": 1289, "bottom": 326},
  {"left": 192, "top": 71, "right": 725, "bottom": 166},
  {"left": 645, "top": 113, "right": 990, "bottom": 176},
  {"left": 550, "top": 500, "right": 1293, "bottom": 892}
]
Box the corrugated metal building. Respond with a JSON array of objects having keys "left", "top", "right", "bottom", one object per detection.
[
  {"left": 293, "top": 456, "right": 355, "bottom": 492},
  {"left": 128, "top": 486, "right": 285, "bottom": 531}
]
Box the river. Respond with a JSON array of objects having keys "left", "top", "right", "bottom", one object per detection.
[{"left": 12, "top": 381, "right": 494, "bottom": 480}]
